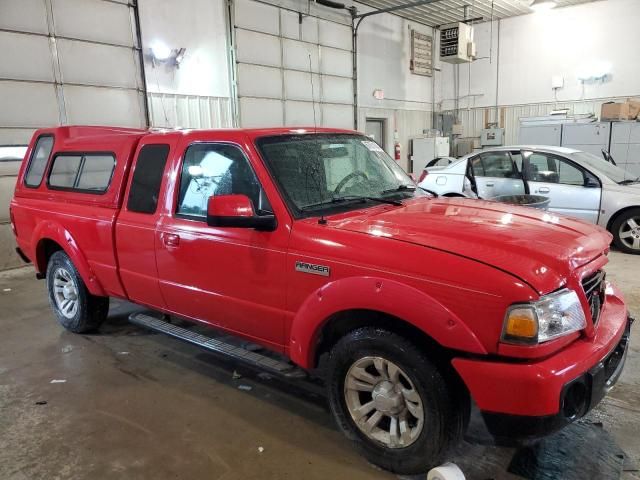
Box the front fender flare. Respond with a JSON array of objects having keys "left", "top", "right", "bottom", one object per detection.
[
  {"left": 32, "top": 221, "right": 107, "bottom": 297},
  {"left": 288, "top": 276, "right": 487, "bottom": 369}
]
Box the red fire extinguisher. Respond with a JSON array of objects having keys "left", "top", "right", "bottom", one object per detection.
[{"left": 394, "top": 142, "right": 401, "bottom": 162}]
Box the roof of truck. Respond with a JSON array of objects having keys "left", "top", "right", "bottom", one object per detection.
[{"left": 38, "top": 125, "right": 359, "bottom": 142}]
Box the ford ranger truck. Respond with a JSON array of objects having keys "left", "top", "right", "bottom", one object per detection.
[{"left": 10, "top": 126, "right": 632, "bottom": 475}]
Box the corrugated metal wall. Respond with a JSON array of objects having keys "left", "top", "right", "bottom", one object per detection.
[
  {"left": 445, "top": 96, "right": 630, "bottom": 146},
  {"left": 147, "top": 93, "right": 233, "bottom": 129}
]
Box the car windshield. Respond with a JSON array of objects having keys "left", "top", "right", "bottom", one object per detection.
[
  {"left": 570, "top": 151, "right": 638, "bottom": 184},
  {"left": 257, "top": 134, "right": 421, "bottom": 215}
]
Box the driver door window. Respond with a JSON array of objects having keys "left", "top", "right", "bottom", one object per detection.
[{"left": 177, "top": 143, "right": 271, "bottom": 219}]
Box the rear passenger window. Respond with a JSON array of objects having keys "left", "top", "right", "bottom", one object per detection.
[
  {"left": 127, "top": 144, "right": 170, "bottom": 214},
  {"left": 24, "top": 135, "right": 54, "bottom": 187},
  {"left": 48, "top": 153, "right": 115, "bottom": 193}
]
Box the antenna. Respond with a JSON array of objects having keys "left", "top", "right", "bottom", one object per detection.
[
  {"left": 308, "top": 53, "right": 318, "bottom": 132},
  {"left": 308, "top": 51, "right": 326, "bottom": 224}
]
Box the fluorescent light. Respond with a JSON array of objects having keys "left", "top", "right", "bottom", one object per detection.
[
  {"left": 150, "top": 41, "right": 172, "bottom": 61},
  {"left": 530, "top": 0, "right": 556, "bottom": 11}
]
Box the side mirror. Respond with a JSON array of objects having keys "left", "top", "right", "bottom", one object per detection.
[
  {"left": 206, "top": 194, "right": 277, "bottom": 231},
  {"left": 584, "top": 176, "right": 600, "bottom": 188}
]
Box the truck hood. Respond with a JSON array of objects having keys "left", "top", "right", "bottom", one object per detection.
[{"left": 328, "top": 197, "right": 611, "bottom": 294}]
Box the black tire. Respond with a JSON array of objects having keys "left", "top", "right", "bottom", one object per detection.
[
  {"left": 611, "top": 208, "right": 640, "bottom": 254},
  {"left": 46, "top": 251, "right": 109, "bottom": 333},
  {"left": 326, "top": 327, "right": 465, "bottom": 475}
]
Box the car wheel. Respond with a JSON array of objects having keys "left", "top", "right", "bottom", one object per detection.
[
  {"left": 611, "top": 208, "right": 640, "bottom": 254},
  {"left": 326, "top": 327, "right": 465, "bottom": 475},
  {"left": 46, "top": 251, "right": 109, "bottom": 333}
]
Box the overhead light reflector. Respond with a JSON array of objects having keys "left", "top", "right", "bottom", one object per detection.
[{"left": 530, "top": 0, "right": 556, "bottom": 11}]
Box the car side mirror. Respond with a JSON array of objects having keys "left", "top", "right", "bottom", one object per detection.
[
  {"left": 584, "top": 177, "right": 599, "bottom": 188},
  {"left": 206, "top": 194, "right": 277, "bottom": 231}
]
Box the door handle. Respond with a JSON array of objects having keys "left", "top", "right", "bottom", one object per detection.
[
  {"left": 538, "top": 187, "right": 550, "bottom": 194},
  {"left": 485, "top": 182, "right": 495, "bottom": 187},
  {"left": 161, "top": 233, "right": 180, "bottom": 248}
]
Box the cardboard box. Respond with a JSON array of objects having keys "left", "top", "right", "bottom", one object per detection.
[
  {"left": 601, "top": 102, "right": 630, "bottom": 121},
  {"left": 628, "top": 99, "right": 640, "bottom": 119},
  {"left": 601, "top": 99, "right": 640, "bottom": 121}
]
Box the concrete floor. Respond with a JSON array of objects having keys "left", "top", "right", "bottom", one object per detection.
[{"left": 0, "top": 252, "right": 638, "bottom": 480}]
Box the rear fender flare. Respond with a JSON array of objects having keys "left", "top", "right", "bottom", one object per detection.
[
  {"left": 288, "top": 276, "right": 487, "bottom": 368},
  {"left": 32, "top": 221, "right": 107, "bottom": 297}
]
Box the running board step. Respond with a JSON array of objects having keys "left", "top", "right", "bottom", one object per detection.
[{"left": 129, "top": 312, "right": 307, "bottom": 378}]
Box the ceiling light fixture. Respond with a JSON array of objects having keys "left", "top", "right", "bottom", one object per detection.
[{"left": 530, "top": 0, "right": 557, "bottom": 12}]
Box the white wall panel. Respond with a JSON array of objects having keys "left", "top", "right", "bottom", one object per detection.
[
  {"left": 237, "top": 64, "right": 282, "bottom": 99},
  {"left": 52, "top": 0, "right": 135, "bottom": 46},
  {"left": 284, "top": 71, "right": 320, "bottom": 102},
  {"left": 235, "top": 0, "right": 279, "bottom": 35},
  {"left": 0, "top": 81, "right": 59, "bottom": 127},
  {"left": 240, "top": 98, "right": 284, "bottom": 127},
  {"left": 321, "top": 104, "right": 352, "bottom": 129},
  {"left": 321, "top": 76, "right": 353, "bottom": 105},
  {"left": 0, "top": 32, "right": 53, "bottom": 82},
  {"left": 235, "top": 0, "right": 353, "bottom": 129},
  {"left": 64, "top": 86, "right": 144, "bottom": 127},
  {"left": 318, "top": 19, "right": 351, "bottom": 51},
  {"left": 0, "top": 129, "right": 35, "bottom": 145},
  {"left": 147, "top": 93, "right": 232, "bottom": 129},
  {"left": 282, "top": 39, "right": 319, "bottom": 73},
  {"left": 0, "top": 0, "right": 48, "bottom": 34},
  {"left": 236, "top": 29, "right": 281, "bottom": 67},
  {"left": 284, "top": 101, "right": 317, "bottom": 126},
  {"left": 57, "top": 40, "right": 139, "bottom": 88},
  {"left": 320, "top": 47, "right": 352, "bottom": 78}
]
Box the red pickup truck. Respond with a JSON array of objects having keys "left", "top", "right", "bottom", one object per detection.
[{"left": 11, "top": 126, "right": 632, "bottom": 474}]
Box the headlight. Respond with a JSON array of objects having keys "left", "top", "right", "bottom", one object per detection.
[{"left": 502, "top": 289, "right": 586, "bottom": 344}]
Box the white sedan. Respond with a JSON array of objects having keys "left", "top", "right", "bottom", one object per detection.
[{"left": 418, "top": 145, "right": 640, "bottom": 254}]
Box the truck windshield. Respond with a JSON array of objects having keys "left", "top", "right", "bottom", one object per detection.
[{"left": 257, "top": 134, "right": 420, "bottom": 216}]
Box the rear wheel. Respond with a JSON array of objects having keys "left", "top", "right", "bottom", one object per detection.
[
  {"left": 46, "top": 251, "right": 109, "bottom": 333},
  {"left": 326, "top": 327, "right": 465, "bottom": 475},
  {"left": 611, "top": 208, "right": 640, "bottom": 254}
]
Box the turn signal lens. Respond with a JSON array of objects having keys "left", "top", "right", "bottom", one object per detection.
[
  {"left": 418, "top": 170, "right": 428, "bottom": 183},
  {"left": 504, "top": 307, "right": 538, "bottom": 341}
]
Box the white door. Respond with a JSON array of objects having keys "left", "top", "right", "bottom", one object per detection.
[
  {"left": 469, "top": 151, "right": 525, "bottom": 199},
  {"left": 233, "top": 0, "right": 354, "bottom": 129},
  {"left": 522, "top": 151, "right": 601, "bottom": 223},
  {"left": 0, "top": 0, "right": 147, "bottom": 146}
]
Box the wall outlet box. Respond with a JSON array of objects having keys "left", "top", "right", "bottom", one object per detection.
[{"left": 552, "top": 75, "right": 564, "bottom": 89}]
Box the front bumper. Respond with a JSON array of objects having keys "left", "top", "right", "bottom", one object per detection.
[{"left": 453, "top": 284, "right": 632, "bottom": 440}]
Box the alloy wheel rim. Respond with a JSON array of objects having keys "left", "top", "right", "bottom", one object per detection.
[
  {"left": 53, "top": 268, "right": 79, "bottom": 319},
  {"left": 344, "top": 356, "right": 424, "bottom": 448},
  {"left": 619, "top": 216, "right": 640, "bottom": 251}
]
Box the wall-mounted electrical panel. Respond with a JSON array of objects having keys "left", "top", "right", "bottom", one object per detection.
[{"left": 439, "top": 22, "right": 474, "bottom": 64}]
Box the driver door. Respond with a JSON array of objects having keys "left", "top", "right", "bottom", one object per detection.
[
  {"left": 522, "top": 150, "right": 601, "bottom": 223},
  {"left": 155, "top": 138, "right": 290, "bottom": 349}
]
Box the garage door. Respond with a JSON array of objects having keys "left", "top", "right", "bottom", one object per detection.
[
  {"left": 233, "top": 0, "right": 354, "bottom": 129},
  {"left": 0, "top": 0, "right": 147, "bottom": 145}
]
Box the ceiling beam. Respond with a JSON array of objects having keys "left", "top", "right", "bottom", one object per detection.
[{"left": 353, "top": 0, "right": 445, "bottom": 19}]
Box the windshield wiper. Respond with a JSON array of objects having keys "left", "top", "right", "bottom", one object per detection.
[
  {"left": 618, "top": 177, "right": 640, "bottom": 185},
  {"left": 300, "top": 195, "right": 403, "bottom": 211},
  {"left": 380, "top": 184, "right": 416, "bottom": 195}
]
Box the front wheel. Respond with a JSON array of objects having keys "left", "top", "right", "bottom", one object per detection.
[
  {"left": 326, "top": 327, "right": 465, "bottom": 475},
  {"left": 611, "top": 208, "right": 640, "bottom": 254},
  {"left": 46, "top": 251, "right": 109, "bottom": 333}
]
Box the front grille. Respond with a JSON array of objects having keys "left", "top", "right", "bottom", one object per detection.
[{"left": 581, "top": 270, "right": 606, "bottom": 325}]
